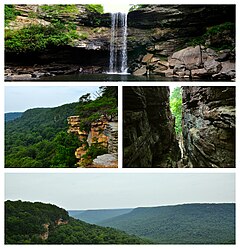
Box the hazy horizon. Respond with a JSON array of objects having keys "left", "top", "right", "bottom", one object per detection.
[
  {"left": 5, "top": 198, "right": 235, "bottom": 211},
  {"left": 5, "top": 173, "right": 235, "bottom": 210},
  {"left": 5, "top": 86, "right": 100, "bottom": 113}
]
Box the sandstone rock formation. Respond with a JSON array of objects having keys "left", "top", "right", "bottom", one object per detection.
[
  {"left": 182, "top": 86, "right": 235, "bottom": 168},
  {"left": 67, "top": 115, "right": 118, "bottom": 167},
  {"left": 123, "top": 87, "right": 181, "bottom": 167}
]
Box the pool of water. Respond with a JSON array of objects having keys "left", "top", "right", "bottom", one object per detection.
[{"left": 38, "top": 73, "right": 194, "bottom": 82}]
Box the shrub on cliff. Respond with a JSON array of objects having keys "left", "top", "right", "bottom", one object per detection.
[
  {"left": 4, "top": 5, "right": 20, "bottom": 26},
  {"left": 5, "top": 23, "right": 79, "bottom": 53}
]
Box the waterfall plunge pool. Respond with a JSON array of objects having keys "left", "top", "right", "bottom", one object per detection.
[{"left": 35, "top": 73, "right": 212, "bottom": 82}]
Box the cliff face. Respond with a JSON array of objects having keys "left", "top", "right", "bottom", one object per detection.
[
  {"left": 123, "top": 87, "right": 181, "bottom": 167},
  {"left": 5, "top": 5, "right": 235, "bottom": 73},
  {"left": 182, "top": 87, "right": 235, "bottom": 168},
  {"left": 67, "top": 115, "right": 118, "bottom": 167}
]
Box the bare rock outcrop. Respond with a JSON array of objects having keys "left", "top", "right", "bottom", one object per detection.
[
  {"left": 68, "top": 115, "right": 118, "bottom": 167},
  {"left": 182, "top": 86, "right": 235, "bottom": 168}
]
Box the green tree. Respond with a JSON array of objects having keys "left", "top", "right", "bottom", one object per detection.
[
  {"left": 170, "top": 87, "right": 182, "bottom": 135},
  {"left": 51, "top": 131, "right": 81, "bottom": 168}
]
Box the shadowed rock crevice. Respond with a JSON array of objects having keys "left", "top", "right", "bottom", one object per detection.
[
  {"left": 123, "top": 87, "right": 181, "bottom": 168},
  {"left": 123, "top": 86, "right": 235, "bottom": 168}
]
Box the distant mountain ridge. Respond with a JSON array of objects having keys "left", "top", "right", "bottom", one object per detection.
[
  {"left": 72, "top": 203, "right": 235, "bottom": 244},
  {"left": 69, "top": 208, "right": 133, "bottom": 224},
  {"left": 5, "top": 112, "right": 23, "bottom": 122}
]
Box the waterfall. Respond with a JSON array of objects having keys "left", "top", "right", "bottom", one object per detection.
[{"left": 109, "top": 12, "right": 128, "bottom": 74}]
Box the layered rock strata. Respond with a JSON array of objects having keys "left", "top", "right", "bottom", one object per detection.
[
  {"left": 123, "top": 86, "right": 181, "bottom": 167},
  {"left": 67, "top": 115, "right": 118, "bottom": 167},
  {"left": 182, "top": 86, "right": 235, "bottom": 168}
]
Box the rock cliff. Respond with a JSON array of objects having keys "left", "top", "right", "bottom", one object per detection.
[
  {"left": 4, "top": 4, "right": 235, "bottom": 80},
  {"left": 123, "top": 86, "right": 181, "bottom": 167},
  {"left": 182, "top": 87, "right": 235, "bottom": 168},
  {"left": 67, "top": 115, "right": 118, "bottom": 167}
]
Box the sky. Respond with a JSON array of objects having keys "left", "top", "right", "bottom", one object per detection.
[
  {"left": 5, "top": 86, "right": 100, "bottom": 113},
  {"left": 103, "top": 3, "right": 130, "bottom": 13},
  {"left": 5, "top": 173, "right": 235, "bottom": 210}
]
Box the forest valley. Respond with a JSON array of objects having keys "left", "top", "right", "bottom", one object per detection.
[
  {"left": 5, "top": 200, "right": 235, "bottom": 244},
  {"left": 5, "top": 86, "right": 117, "bottom": 168}
]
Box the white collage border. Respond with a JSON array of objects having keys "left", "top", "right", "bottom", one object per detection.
[{"left": 0, "top": 0, "right": 239, "bottom": 248}]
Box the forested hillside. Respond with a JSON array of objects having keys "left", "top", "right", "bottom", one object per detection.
[
  {"left": 5, "top": 200, "right": 149, "bottom": 244},
  {"left": 99, "top": 203, "right": 235, "bottom": 244},
  {"left": 5, "top": 86, "right": 117, "bottom": 168},
  {"left": 69, "top": 208, "right": 133, "bottom": 224}
]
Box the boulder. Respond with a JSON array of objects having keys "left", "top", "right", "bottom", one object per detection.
[
  {"left": 142, "top": 53, "right": 154, "bottom": 63},
  {"left": 133, "top": 66, "right": 147, "bottom": 76},
  {"left": 204, "top": 59, "right": 222, "bottom": 74},
  {"left": 93, "top": 154, "right": 118, "bottom": 168}
]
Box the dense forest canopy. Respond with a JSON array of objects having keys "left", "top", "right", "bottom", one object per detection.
[
  {"left": 5, "top": 86, "right": 117, "bottom": 168},
  {"left": 99, "top": 203, "right": 235, "bottom": 244},
  {"left": 5, "top": 200, "right": 149, "bottom": 244}
]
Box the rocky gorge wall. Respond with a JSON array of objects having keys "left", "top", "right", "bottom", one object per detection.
[
  {"left": 182, "top": 87, "right": 235, "bottom": 168},
  {"left": 123, "top": 87, "right": 181, "bottom": 168}
]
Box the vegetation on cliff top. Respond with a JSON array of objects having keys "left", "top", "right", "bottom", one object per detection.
[{"left": 5, "top": 200, "right": 149, "bottom": 244}]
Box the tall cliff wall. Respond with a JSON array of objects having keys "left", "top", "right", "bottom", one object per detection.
[
  {"left": 182, "top": 86, "right": 235, "bottom": 168},
  {"left": 123, "top": 86, "right": 181, "bottom": 167}
]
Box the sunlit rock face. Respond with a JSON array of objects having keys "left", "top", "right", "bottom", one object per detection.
[
  {"left": 182, "top": 86, "right": 235, "bottom": 168},
  {"left": 123, "top": 86, "right": 181, "bottom": 168},
  {"left": 67, "top": 115, "right": 118, "bottom": 167}
]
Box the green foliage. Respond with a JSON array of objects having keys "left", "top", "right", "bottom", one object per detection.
[
  {"left": 129, "top": 5, "right": 144, "bottom": 12},
  {"left": 5, "top": 102, "right": 79, "bottom": 168},
  {"left": 86, "top": 4, "right": 104, "bottom": 14},
  {"left": 5, "top": 23, "right": 79, "bottom": 53},
  {"left": 188, "top": 22, "right": 235, "bottom": 50},
  {"left": 4, "top": 5, "right": 20, "bottom": 26},
  {"left": 205, "top": 22, "right": 234, "bottom": 36},
  {"left": 83, "top": 143, "right": 108, "bottom": 160},
  {"left": 100, "top": 203, "right": 236, "bottom": 244},
  {"left": 51, "top": 132, "right": 82, "bottom": 168},
  {"left": 5, "top": 200, "right": 69, "bottom": 244},
  {"left": 170, "top": 87, "right": 182, "bottom": 135},
  {"left": 40, "top": 5, "right": 78, "bottom": 18},
  {"left": 5, "top": 200, "right": 149, "bottom": 245},
  {"left": 77, "top": 87, "right": 118, "bottom": 132}
]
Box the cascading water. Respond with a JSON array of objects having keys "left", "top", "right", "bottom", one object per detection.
[{"left": 109, "top": 12, "right": 128, "bottom": 74}]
